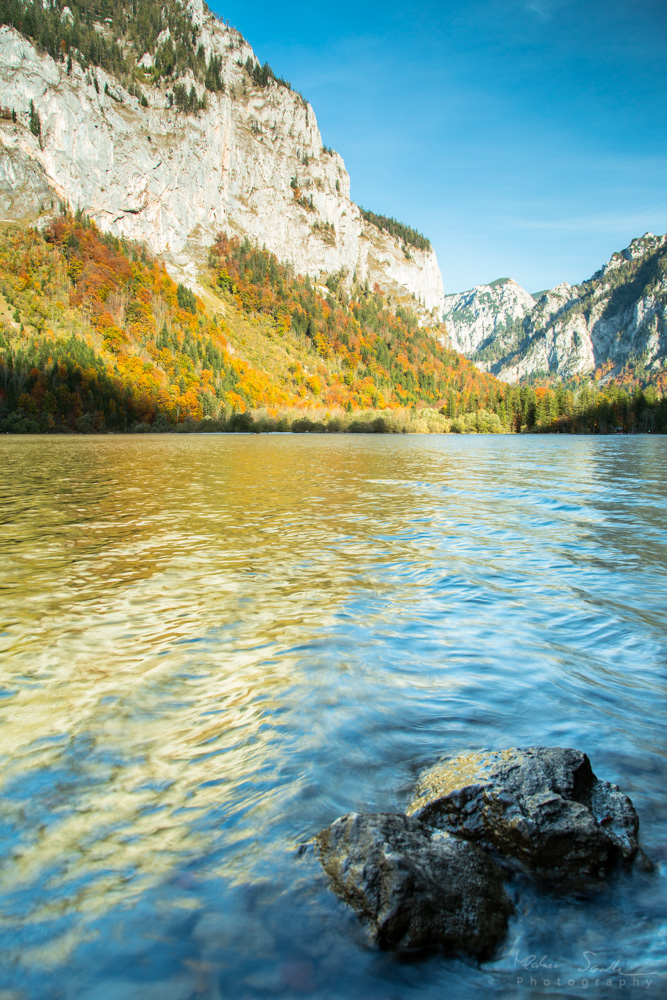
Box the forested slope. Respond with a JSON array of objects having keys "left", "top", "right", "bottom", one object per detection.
[{"left": 1, "top": 215, "right": 666, "bottom": 433}]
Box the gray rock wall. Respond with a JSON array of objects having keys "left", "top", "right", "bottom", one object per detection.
[
  {"left": 442, "top": 235, "right": 667, "bottom": 382},
  {"left": 0, "top": 19, "right": 445, "bottom": 315}
]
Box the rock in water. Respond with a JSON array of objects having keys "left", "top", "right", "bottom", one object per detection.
[
  {"left": 316, "top": 812, "right": 512, "bottom": 958},
  {"left": 407, "top": 747, "right": 639, "bottom": 881}
]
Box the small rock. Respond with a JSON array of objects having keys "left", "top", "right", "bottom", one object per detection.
[
  {"left": 316, "top": 812, "right": 512, "bottom": 959},
  {"left": 407, "top": 747, "right": 640, "bottom": 881},
  {"left": 280, "top": 959, "right": 316, "bottom": 992}
]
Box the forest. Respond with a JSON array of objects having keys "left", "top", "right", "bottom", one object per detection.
[
  {"left": 0, "top": 214, "right": 666, "bottom": 434},
  {"left": 0, "top": 0, "right": 227, "bottom": 103},
  {"left": 359, "top": 209, "right": 432, "bottom": 253}
]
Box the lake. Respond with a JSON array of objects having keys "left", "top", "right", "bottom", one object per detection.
[{"left": 0, "top": 433, "right": 666, "bottom": 999}]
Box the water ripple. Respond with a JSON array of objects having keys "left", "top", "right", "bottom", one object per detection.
[{"left": 0, "top": 434, "right": 666, "bottom": 999}]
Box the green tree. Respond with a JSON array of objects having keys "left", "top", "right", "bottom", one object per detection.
[
  {"left": 177, "top": 283, "right": 197, "bottom": 313},
  {"left": 29, "top": 99, "right": 41, "bottom": 139}
]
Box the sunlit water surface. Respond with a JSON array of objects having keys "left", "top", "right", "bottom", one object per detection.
[{"left": 0, "top": 434, "right": 666, "bottom": 1000}]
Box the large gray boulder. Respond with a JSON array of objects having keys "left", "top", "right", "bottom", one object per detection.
[
  {"left": 407, "top": 747, "right": 640, "bottom": 881},
  {"left": 316, "top": 812, "right": 512, "bottom": 959}
]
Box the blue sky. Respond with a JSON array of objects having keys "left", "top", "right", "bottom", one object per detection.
[{"left": 210, "top": 0, "right": 667, "bottom": 294}]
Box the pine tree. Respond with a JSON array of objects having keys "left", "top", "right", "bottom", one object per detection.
[{"left": 28, "top": 99, "right": 41, "bottom": 139}]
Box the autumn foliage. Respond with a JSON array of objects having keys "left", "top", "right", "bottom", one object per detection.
[
  {"left": 0, "top": 215, "right": 666, "bottom": 434},
  {"left": 208, "top": 233, "right": 512, "bottom": 414},
  {"left": 0, "top": 215, "right": 267, "bottom": 431}
]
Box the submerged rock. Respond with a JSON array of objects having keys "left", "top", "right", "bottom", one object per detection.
[
  {"left": 407, "top": 747, "right": 640, "bottom": 881},
  {"left": 316, "top": 812, "right": 512, "bottom": 959}
]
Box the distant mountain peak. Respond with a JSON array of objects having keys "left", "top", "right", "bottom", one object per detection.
[
  {"left": 443, "top": 234, "right": 667, "bottom": 383},
  {"left": 442, "top": 279, "right": 536, "bottom": 358}
]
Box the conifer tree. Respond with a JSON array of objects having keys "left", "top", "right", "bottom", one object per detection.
[{"left": 28, "top": 99, "right": 41, "bottom": 139}]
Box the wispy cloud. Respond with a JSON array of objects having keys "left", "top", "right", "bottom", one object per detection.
[
  {"left": 499, "top": 206, "right": 667, "bottom": 234},
  {"left": 525, "top": 0, "right": 552, "bottom": 18},
  {"left": 524, "top": 0, "right": 572, "bottom": 21}
]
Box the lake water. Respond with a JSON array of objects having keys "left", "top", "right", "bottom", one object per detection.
[{"left": 0, "top": 434, "right": 666, "bottom": 1000}]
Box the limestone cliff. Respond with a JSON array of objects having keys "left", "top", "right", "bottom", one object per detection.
[
  {"left": 442, "top": 278, "right": 536, "bottom": 359},
  {"left": 443, "top": 235, "right": 667, "bottom": 383},
  {"left": 0, "top": 5, "right": 445, "bottom": 315}
]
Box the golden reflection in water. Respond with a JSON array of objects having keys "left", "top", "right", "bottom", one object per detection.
[{"left": 0, "top": 436, "right": 458, "bottom": 930}]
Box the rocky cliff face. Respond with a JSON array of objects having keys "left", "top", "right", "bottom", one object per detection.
[
  {"left": 0, "top": 6, "right": 445, "bottom": 315},
  {"left": 442, "top": 278, "right": 536, "bottom": 358},
  {"left": 444, "top": 235, "right": 667, "bottom": 383}
]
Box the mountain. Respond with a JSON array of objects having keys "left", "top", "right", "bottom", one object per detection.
[
  {"left": 1, "top": 2, "right": 665, "bottom": 437},
  {"left": 442, "top": 278, "right": 536, "bottom": 359},
  {"left": 443, "top": 234, "right": 667, "bottom": 385},
  {"left": 0, "top": 0, "right": 444, "bottom": 315},
  {"left": 2, "top": 212, "right": 665, "bottom": 436}
]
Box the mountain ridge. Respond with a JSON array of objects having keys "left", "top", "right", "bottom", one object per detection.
[{"left": 443, "top": 233, "right": 667, "bottom": 386}]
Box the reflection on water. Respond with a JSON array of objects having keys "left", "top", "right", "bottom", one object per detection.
[{"left": 0, "top": 434, "right": 666, "bottom": 999}]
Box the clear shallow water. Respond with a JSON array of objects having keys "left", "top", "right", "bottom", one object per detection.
[{"left": 0, "top": 433, "right": 666, "bottom": 1000}]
